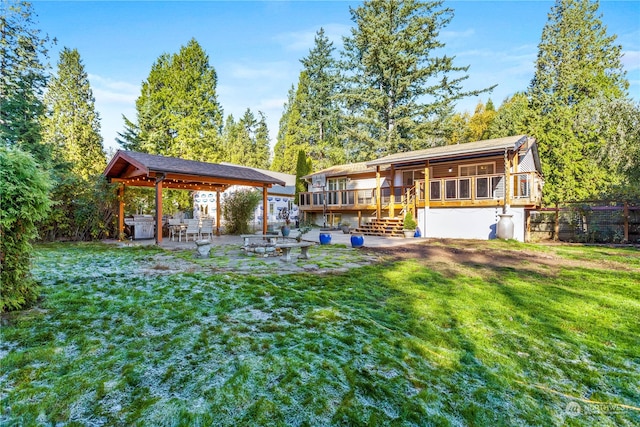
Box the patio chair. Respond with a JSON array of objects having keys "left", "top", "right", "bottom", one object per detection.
[
  {"left": 200, "top": 219, "right": 214, "bottom": 240},
  {"left": 168, "top": 218, "right": 184, "bottom": 242},
  {"left": 184, "top": 219, "right": 200, "bottom": 242}
]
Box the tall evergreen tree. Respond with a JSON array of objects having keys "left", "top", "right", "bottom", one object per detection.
[
  {"left": 294, "top": 149, "right": 312, "bottom": 205},
  {"left": 487, "top": 93, "right": 534, "bottom": 139},
  {"left": 273, "top": 77, "right": 312, "bottom": 173},
  {"left": 340, "top": 0, "right": 494, "bottom": 159},
  {"left": 0, "top": 1, "right": 52, "bottom": 165},
  {"left": 224, "top": 109, "right": 270, "bottom": 169},
  {"left": 528, "top": 0, "right": 629, "bottom": 203},
  {"left": 42, "top": 47, "right": 106, "bottom": 180},
  {"left": 272, "top": 85, "right": 296, "bottom": 173},
  {"left": 39, "top": 48, "right": 113, "bottom": 242},
  {"left": 119, "top": 38, "right": 223, "bottom": 162},
  {"left": 300, "top": 28, "right": 341, "bottom": 165}
]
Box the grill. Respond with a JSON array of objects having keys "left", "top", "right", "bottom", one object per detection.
[{"left": 124, "top": 215, "right": 155, "bottom": 240}]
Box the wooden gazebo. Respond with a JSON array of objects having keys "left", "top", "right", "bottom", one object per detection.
[{"left": 103, "top": 150, "right": 285, "bottom": 243}]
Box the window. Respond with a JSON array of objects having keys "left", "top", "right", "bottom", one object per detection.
[
  {"left": 513, "top": 175, "right": 530, "bottom": 198},
  {"left": 458, "top": 178, "right": 471, "bottom": 199},
  {"left": 327, "top": 178, "right": 347, "bottom": 205},
  {"left": 430, "top": 181, "right": 441, "bottom": 200},
  {"left": 445, "top": 180, "right": 457, "bottom": 199},
  {"left": 460, "top": 163, "right": 494, "bottom": 176},
  {"left": 492, "top": 176, "right": 504, "bottom": 198},
  {"left": 476, "top": 177, "right": 490, "bottom": 198}
]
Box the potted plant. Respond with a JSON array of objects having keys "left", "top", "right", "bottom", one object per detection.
[
  {"left": 279, "top": 208, "right": 291, "bottom": 237},
  {"left": 403, "top": 211, "right": 417, "bottom": 238},
  {"left": 341, "top": 221, "right": 351, "bottom": 234}
]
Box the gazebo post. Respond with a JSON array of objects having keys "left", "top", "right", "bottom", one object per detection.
[
  {"left": 262, "top": 186, "right": 268, "bottom": 235},
  {"left": 118, "top": 184, "right": 125, "bottom": 239},
  {"left": 216, "top": 189, "right": 221, "bottom": 236},
  {"left": 155, "top": 174, "right": 165, "bottom": 244}
]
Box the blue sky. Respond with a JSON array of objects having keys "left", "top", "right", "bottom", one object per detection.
[{"left": 33, "top": 1, "right": 640, "bottom": 152}]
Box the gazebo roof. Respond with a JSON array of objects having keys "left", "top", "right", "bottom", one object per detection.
[{"left": 104, "top": 150, "right": 285, "bottom": 191}]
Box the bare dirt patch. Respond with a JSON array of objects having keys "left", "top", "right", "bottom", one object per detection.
[{"left": 363, "top": 239, "right": 639, "bottom": 275}]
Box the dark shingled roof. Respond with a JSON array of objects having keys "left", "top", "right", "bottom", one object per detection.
[
  {"left": 105, "top": 150, "right": 285, "bottom": 186},
  {"left": 366, "top": 135, "right": 531, "bottom": 166}
]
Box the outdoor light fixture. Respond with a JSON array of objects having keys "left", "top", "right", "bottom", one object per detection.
[{"left": 448, "top": 167, "right": 453, "bottom": 172}]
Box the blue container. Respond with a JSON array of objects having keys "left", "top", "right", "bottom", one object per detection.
[
  {"left": 350, "top": 234, "right": 364, "bottom": 248},
  {"left": 319, "top": 232, "right": 332, "bottom": 245}
]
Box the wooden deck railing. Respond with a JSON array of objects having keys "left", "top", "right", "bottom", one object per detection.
[{"left": 298, "top": 172, "right": 542, "bottom": 211}]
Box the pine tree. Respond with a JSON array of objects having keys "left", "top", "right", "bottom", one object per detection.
[
  {"left": 0, "top": 1, "right": 52, "bottom": 165},
  {"left": 119, "top": 39, "right": 224, "bottom": 162},
  {"left": 273, "top": 77, "right": 312, "bottom": 173},
  {"left": 272, "top": 85, "right": 296, "bottom": 173},
  {"left": 224, "top": 109, "right": 270, "bottom": 169},
  {"left": 528, "top": 0, "right": 629, "bottom": 203},
  {"left": 340, "top": 0, "right": 494, "bottom": 159},
  {"left": 300, "top": 28, "right": 341, "bottom": 164},
  {"left": 42, "top": 47, "right": 106, "bottom": 180},
  {"left": 487, "top": 93, "right": 534, "bottom": 139}
]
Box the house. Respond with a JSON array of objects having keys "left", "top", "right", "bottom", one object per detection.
[
  {"left": 298, "top": 135, "right": 543, "bottom": 242},
  {"left": 193, "top": 165, "right": 298, "bottom": 229}
]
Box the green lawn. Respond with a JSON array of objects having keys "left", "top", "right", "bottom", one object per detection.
[{"left": 1, "top": 241, "right": 638, "bottom": 426}]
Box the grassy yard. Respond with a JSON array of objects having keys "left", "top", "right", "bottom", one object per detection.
[{"left": 1, "top": 241, "right": 639, "bottom": 426}]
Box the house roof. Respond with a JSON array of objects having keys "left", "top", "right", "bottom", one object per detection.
[
  {"left": 220, "top": 162, "right": 296, "bottom": 186},
  {"left": 302, "top": 161, "right": 375, "bottom": 180},
  {"left": 366, "top": 135, "right": 532, "bottom": 166},
  {"left": 104, "top": 150, "right": 286, "bottom": 190}
]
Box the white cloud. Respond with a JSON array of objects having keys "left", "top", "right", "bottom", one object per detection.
[
  {"left": 88, "top": 74, "right": 139, "bottom": 105},
  {"left": 256, "top": 97, "right": 288, "bottom": 111},
  {"left": 441, "top": 28, "right": 475, "bottom": 39},
  {"left": 274, "top": 23, "right": 351, "bottom": 52},
  {"left": 226, "top": 60, "right": 293, "bottom": 81},
  {"left": 622, "top": 50, "right": 640, "bottom": 71}
]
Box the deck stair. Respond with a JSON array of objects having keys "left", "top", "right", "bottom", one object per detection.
[{"left": 354, "top": 217, "right": 404, "bottom": 237}]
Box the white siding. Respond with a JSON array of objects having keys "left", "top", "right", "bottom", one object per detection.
[{"left": 421, "top": 207, "right": 526, "bottom": 241}]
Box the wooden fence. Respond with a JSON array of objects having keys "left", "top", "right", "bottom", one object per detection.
[{"left": 528, "top": 201, "right": 639, "bottom": 243}]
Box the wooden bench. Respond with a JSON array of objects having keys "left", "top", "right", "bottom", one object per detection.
[{"left": 275, "top": 241, "right": 315, "bottom": 262}]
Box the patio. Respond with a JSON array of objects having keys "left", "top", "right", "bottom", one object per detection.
[{"left": 105, "top": 228, "right": 426, "bottom": 275}]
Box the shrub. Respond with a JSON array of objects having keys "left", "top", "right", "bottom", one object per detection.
[
  {"left": 39, "top": 174, "right": 116, "bottom": 241},
  {"left": 0, "top": 147, "right": 51, "bottom": 312},
  {"left": 403, "top": 211, "right": 417, "bottom": 230},
  {"left": 221, "top": 189, "right": 262, "bottom": 234}
]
